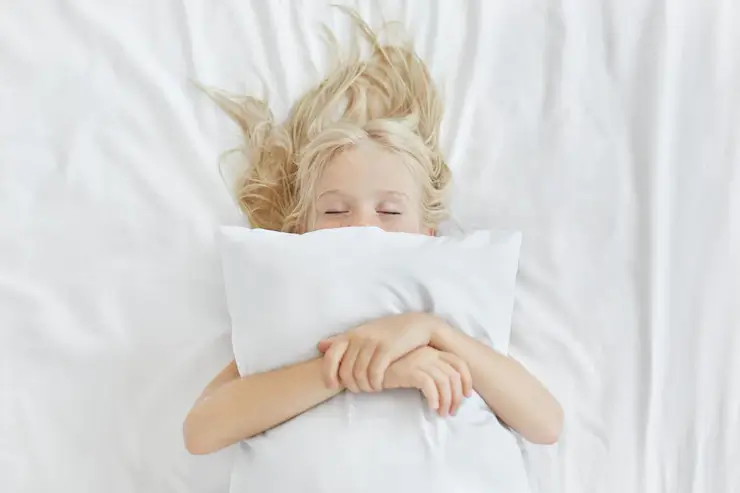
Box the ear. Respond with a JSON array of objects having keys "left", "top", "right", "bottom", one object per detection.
[{"left": 292, "top": 221, "right": 307, "bottom": 235}]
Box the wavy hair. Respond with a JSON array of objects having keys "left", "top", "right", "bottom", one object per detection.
[{"left": 206, "top": 7, "right": 450, "bottom": 233}]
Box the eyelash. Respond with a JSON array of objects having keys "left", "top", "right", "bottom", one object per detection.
[{"left": 323, "top": 211, "right": 401, "bottom": 215}]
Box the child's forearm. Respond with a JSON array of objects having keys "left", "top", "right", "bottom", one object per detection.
[
  {"left": 183, "top": 357, "right": 342, "bottom": 454},
  {"left": 431, "top": 324, "right": 563, "bottom": 445}
]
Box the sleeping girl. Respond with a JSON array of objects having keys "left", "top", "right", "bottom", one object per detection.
[{"left": 184, "top": 8, "right": 562, "bottom": 489}]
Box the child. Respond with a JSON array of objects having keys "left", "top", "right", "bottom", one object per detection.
[{"left": 184, "top": 8, "right": 562, "bottom": 463}]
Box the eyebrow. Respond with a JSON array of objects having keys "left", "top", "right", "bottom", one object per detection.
[{"left": 317, "top": 189, "right": 410, "bottom": 200}]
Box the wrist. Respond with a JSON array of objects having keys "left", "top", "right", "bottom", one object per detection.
[
  {"left": 426, "top": 314, "right": 456, "bottom": 350},
  {"left": 311, "top": 356, "right": 344, "bottom": 393}
]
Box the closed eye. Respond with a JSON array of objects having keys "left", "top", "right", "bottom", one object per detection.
[
  {"left": 379, "top": 211, "right": 402, "bottom": 215},
  {"left": 324, "top": 211, "right": 348, "bottom": 215}
]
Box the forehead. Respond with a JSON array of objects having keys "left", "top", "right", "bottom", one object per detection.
[{"left": 316, "top": 143, "right": 419, "bottom": 195}]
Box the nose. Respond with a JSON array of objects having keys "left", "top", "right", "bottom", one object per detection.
[{"left": 346, "top": 209, "right": 380, "bottom": 228}]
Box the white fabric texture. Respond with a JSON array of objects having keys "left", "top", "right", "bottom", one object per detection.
[
  {"left": 219, "top": 226, "right": 526, "bottom": 493},
  {"left": 1, "top": 1, "right": 737, "bottom": 493}
]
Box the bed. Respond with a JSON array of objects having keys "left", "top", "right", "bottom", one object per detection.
[{"left": 2, "top": 1, "right": 737, "bottom": 492}]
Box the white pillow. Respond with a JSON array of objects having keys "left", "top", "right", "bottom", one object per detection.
[{"left": 218, "top": 226, "right": 530, "bottom": 493}]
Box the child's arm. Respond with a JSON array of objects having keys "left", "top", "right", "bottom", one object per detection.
[
  {"left": 430, "top": 323, "right": 564, "bottom": 445},
  {"left": 183, "top": 358, "right": 342, "bottom": 455}
]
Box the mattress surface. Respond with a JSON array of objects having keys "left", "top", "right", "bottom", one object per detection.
[{"left": 1, "top": 1, "right": 737, "bottom": 492}]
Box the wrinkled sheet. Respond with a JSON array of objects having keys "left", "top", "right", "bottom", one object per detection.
[{"left": 1, "top": 1, "right": 737, "bottom": 492}]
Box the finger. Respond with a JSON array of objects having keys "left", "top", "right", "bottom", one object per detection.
[
  {"left": 438, "top": 361, "right": 463, "bottom": 416},
  {"left": 427, "top": 366, "right": 452, "bottom": 417},
  {"left": 317, "top": 337, "right": 336, "bottom": 354},
  {"left": 353, "top": 343, "right": 378, "bottom": 392},
  {"left": 414, "top": 371, "right": 439, "bottom": 411},
  {"left": 339, "top": 342, "right": 362, "bottom": 393},
  {"left": 442, "top": 353, "right": 473, "bottom": 398},
  {"left": 322, "top": 339, "right": 348, "bottom": 389},
  {"left": 368, "top": 344, "right": 392, "bottom": 392}
]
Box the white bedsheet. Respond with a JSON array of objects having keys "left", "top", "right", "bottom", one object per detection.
[{"left": 1, "top": 1, "right": 737, "bottom": 492}]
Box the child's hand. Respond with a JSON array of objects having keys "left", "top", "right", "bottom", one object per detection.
[
  {"left": 317, "top": 313, "right": 445, "bottom": 393},
  {"left": 385, "top": 346, "right": 473, "bottom": 417}
]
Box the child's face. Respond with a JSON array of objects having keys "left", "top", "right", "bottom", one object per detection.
[{"left": 308, "top": 142, "right": 432, "bottom": 235}]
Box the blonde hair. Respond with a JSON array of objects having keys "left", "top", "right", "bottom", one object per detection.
[{"left": 207, "top": 8, "right": 451, "bottom": 233}]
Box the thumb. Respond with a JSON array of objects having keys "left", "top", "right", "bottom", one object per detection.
[{"left": 317, "top": 336, "right": 338, "bottom": 354}]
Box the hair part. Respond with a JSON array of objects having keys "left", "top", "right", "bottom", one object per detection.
[{"left": 205, "top": 7, "right": 451, "bottom": 233}]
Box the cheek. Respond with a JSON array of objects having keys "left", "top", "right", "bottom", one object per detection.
[
  {"left": 304, "top": 206, "right": 341, "bottom": 232},
  {"left": 309, "top": 214, "right": 343, "bottom": 231},
  {"left": 382, "top": 213, "right": 427, "bottom": 234}
]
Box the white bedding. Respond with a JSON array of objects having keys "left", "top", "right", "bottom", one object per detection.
[{"left": 1, "top": 1, "right": 737, "bottom": 492}]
